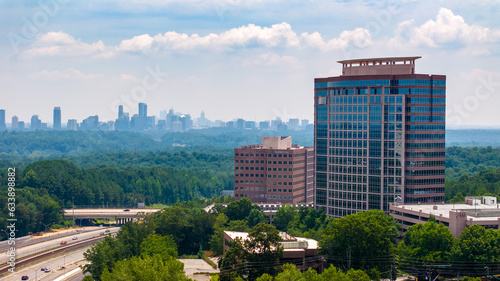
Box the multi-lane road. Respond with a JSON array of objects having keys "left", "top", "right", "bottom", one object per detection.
[
  {"left": 0, "top": 227, "right": 119, "bottom": 265},
  {"left": 3, "top": 246, "right": 90, "bottom": 281}
]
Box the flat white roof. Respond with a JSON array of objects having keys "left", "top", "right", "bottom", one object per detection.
[{"left": 392, "top": 203, "right": 500, "bottom": 221}]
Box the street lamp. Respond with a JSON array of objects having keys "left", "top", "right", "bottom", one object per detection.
[
  {"left": 40, "top": 222, "right": 55, "bottom": 233},
  {"left": 72, "top": 196, "right": 75, "bottom": 227}
]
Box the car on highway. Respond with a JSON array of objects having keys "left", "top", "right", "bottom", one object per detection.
[
  {"left": 44, "top": 267, "right": 51, "bottom": 272},
  {"left": 60, "top": 240, "right": 67, "bottom": 245},
  {"left": 41, "top": 266, "right": 47, "bottom": 271},
  {"left": 21, "top": 275, "right": 29, "bottom": 280},
  {"left": 105, "top": 229, "right": 111, "bottom": 233},
  {"left": 123, "top": 209, "right": 130, "bottom": 211},
  {"left": 100, "top": 232, "right": 105, "bottom": 235},
  {"left": 72, "top": 236, "right": 78, "bottom": 240}
]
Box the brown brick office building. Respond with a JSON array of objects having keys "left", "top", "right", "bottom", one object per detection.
[{"left": 234, "top": 136, "right": 314, "bottom": 204}]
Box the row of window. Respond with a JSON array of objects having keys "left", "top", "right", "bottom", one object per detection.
[
  {"left": 315, "top": 79, "right": 445, "bottom": 89},
  {"left": 406, "top": 160, "right": 445, "bottom": 167},
  {"left": 235, "top": 193, "right": 294, "bottom": 200},
  {"left": 235, "top": 160, "right": 265, "bottom": 164},
  {"left": 406, "top": 169, "right": 445, "bottom": 176},
  {"left": 406, "top": 115, "right": 446, "bottom": 122},
  {"left": 235, "top": 153, "right": 295, "bottom": 158},
  {"left": 329, "top": 165, "right": 368, "bottom": 175},
  {"left": 406, "top": 142, "right": 445, "bottom": 150},
  {"left": 406, "top": 125, "right": 446, "bottom": 131},
  {"left": 406, "top": 134, "right": 445, "bottom": 140},
  {"left": 407, "top": 97, "right": 446, "bottom": 104},
  {"left": 405, "top": 187, "right": 445, "bottom": 194},
  {"left": 405, "top": 178, "right": 445, "bottom": 186},
  {"left": 235, "top": 187, "right": 293, "bottom": 192},
  {"left": 406, "top": 106, "right": 446, "bottom": 113},
  {"left": 406, "top": 151, "right": 446, "bottom": 158}
]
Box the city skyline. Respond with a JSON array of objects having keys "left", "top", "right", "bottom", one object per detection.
[
  {"left": 0, "top": 102, "right": 312, "bottom": 131},
  {"left": 1, "top": 1, "right": 500, "bottom": 126}
]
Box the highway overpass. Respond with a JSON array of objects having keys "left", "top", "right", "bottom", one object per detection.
[{"left": 63, "top": 208, "right": 162, "bottom": 224}]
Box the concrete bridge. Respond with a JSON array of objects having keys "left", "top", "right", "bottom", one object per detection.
[{"left": 63, "top": 208, "right": 163, "bottom": 224}]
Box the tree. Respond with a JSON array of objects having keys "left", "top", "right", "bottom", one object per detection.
[
  {"left": 220, "top": 223, "right": 283, "bottom": 281},
  {"left": 398, "top": 221, "right": 456, "bottom": 274},
  {"left": 209, "top": 213, "right": 229, "bottom": 256},
  {"left": 246, "top": 208, "right": 268, "bottom": 228},
  {"left": 451, "top": 225, "right": 500, "bottom": 275},
  {"left": 320, "top": 210, "right": 398, "bottom": 278},
  {"left": 83, "top": 236, "right": 121, "bottom": 280},
  {"left": 140, "top": 234, "right": 178, "bottom": 260},
  {"left": 224, "top": 198, "right": 256, "bottom": 221},
  {"left": 100, "top": 254, "right": 192, "bottom": 281},
  {"left": 273, "top": 205, "right": 298, "bottom": 231}
]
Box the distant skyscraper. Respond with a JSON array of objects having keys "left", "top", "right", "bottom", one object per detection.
[
  {"left": 18, "top": 121, "right": 25, "bottom": 129},
  {"left": 30, "top": 115, "right": 42, "bottom": 130},
  {"left": 259, "top": 121, "right": 270, "bottom": 130},
  {"left": 236, "top": 119, "right": 245, "bottom": 129},
  {"left": 80, "top": 115, "right": 99, "bottom": 130},
  {"left": 288, "top": 118, "right": 300, "bottom": 130},
  {"left": 67, "top": 119, "right": 77, "bottom": 131},
  {"left": 53, "top": 107, "right": 61, "bottom": 130},
  {"left": 314, "top": 56, "right": 446, "bottom": 217},
  {"left": 139, "top": 103, "right": 147, "bottom": 117},
  {"left": 115, "top": 105, "right": 129, "bottom": 130},
  {"left": 11, "top": 116, "right": 18, "bottom": 129},
  {"left": 118, "top": 105, "right": 124, "bottom": 118},
  {"left": 234, "top": 136, "right": 314, "bottom": 204},
  {"left": 0, "top": 109, "right": 5, "bottom": 130}
]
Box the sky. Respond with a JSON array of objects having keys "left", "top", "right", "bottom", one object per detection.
[{"left": 1, "top": 0, "right": 500, "bottom": 127}]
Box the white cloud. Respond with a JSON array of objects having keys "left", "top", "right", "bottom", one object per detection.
[
  {"left": 242, "top": 53, "right": 298, "bottom": 67},
  {"left": 147, "top": 22, "right": 300, "bottom": 51},
  {"left": 119, "top": 73, "right": 141, "bottom": 82},
  {"left": 300, "top": 28, "right": 373, "bottom": 51},
  {"left": 29, "top": 68, "right": 104, "bottom": 80},
  {"left": 390, "top": 8, "right": 500, "bottom": 49},
  {"left": 24, "top": 23, "right": 374, "bottom": 57},
  {"left": 24, "top": 32, "right": 108, "bottom": 58},
  {"left": 118, "top": 34, "right": 155, "bottom": 52}
]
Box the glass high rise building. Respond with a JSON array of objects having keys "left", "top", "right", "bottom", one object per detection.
[
  {"left": 314, "top": 57, "right": 446, "bottom": 217},
  {"left": 53, "top": 107, "right": 61, "bottom": 130}
]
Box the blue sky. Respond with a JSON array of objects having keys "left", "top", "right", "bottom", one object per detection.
[{"left": 1, "top": 0, "right": 500, "bottom": 126}]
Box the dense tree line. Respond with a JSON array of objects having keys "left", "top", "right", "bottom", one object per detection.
[
  {"left": 445, "top": 168, "right": 500, "bottom": 202},
  {"left": 446, "top": 146, "right": 500, "bottom": 179},
  {"left": 398, "top": 221, "right": 500, "bottom": 278},
  {"left": 0, "top": 159, "right": 233, "bottom": 238},
  {"left": 255, "top": 263, "right": 370, "bottom": 281}
]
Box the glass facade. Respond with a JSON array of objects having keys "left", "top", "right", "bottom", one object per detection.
[{"left": 315, "top": 74, "right": 445, "bottom": 217}]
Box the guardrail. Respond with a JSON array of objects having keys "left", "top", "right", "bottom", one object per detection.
[{"left": 0, "top": 235, "right": 112, "bottom": 276}]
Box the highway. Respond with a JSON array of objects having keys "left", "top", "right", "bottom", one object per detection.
[
  {"left": 2, "top": 246, "right": 89, "bottom": 281},
  {"left": 0, "top": 227, "right": 104, "bottom": 253},
  {"left": 0, "top": 227, "right": 119, "bottom": 265}
]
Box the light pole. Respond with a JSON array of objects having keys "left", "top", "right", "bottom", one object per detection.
[
  {"left": 102, "top": 193, "right": 105, "bottom": 209},
  {"left": 40, "top": 222, "right": 55, "bottom": 233},
  {"left": 72, "top": 196, "right": 75, "bottom": 227}
]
